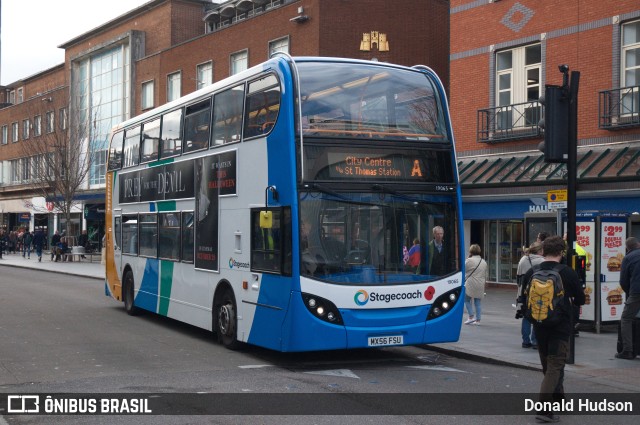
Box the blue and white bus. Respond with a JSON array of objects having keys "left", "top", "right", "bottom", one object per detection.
[{"left": 105, "top": 55, "right": 464, "bottom": 352}]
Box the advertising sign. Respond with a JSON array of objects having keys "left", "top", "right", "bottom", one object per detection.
[
  {"left": 195, "top": 150, "right": 237, "bottom": 271},
  {"left": 599, "top": 220, "right": 627, "bottom": 322},
  {"left": 575, "top": 220, "right": 595, "bottom": 321}
]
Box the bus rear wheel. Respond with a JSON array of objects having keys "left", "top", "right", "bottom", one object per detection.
[
  {"left": 215, "top": 288, "right": 241, "bottom": 350},
  {"left": 123, "top": 270, "right": 139, "bottom": 316}
]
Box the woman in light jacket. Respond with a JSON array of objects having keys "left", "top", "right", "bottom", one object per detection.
[{"left": 464, "top": 244, "right": 488, "bottom": 325}]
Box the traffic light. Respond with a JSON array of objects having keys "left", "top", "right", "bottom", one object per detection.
[
  {"left": 572, "top": 255, "right": 587, "bottom": 287},
  {"left": 538, "top": 85, "right": 569, "bottom": 163}
]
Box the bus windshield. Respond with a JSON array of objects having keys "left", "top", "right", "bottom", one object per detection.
[
  {"left": 299, "top": 189, "right": 459, "bottom": 284},
  {"left": 298, "top": 62, "right": 448, "bottom": 141}
]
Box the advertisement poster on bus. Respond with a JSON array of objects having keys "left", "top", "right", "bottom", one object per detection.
[
  {"left": 600, "top": 220, "right": 626, "bottom": 322},
  {"left": 575, "top": 220, "right": 595, "bottom": 321},
  {"left": 195, "top": 151, "right": 237, "bottom": 271}
]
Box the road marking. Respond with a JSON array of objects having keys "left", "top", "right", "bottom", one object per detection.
[
  {"left": 406, "top": 365, "right": 468, "bottom": 373},
  {"left": 238, "top": 364, "right": 273, "bottom": 369},
  {"left": 304, "top": 369, "right": 360, "bottom": 379}
]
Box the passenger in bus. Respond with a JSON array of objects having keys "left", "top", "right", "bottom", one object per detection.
[
  {"left": 428, "top": 226, "right": 448, "bottom": 276},
  {"left": 407, "top": 238, "right": 421, "bottom": 273}
]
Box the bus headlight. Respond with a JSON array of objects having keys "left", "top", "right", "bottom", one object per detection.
[
  {"left": 426, "top": 287, "right": 461, "bottom": 321},
  {"left": 302, "top": 293, "right": 343, "bottom": 325}
]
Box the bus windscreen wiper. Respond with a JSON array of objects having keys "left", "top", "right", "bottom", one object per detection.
[
  {"left": 302, "top": 183, "right": 349, "bottom": 200},
  {"left": 372, "top": 184, "right": 420, "bottom": 205}
]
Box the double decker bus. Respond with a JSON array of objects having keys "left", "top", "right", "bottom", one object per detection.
[{"left": 105, "top": 55, "right": 464, "bottom": 352}]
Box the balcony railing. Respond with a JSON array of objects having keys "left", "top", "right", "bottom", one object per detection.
[
  {"left": 477, "top": 100, "right": 543, "bottom": 143},
  {"left": 599, "top": 85, "right": 640, "bottom": 130}
]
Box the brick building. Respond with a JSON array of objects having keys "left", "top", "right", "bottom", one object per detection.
[
  {"left": 450, "top": 0, "right": 640, "bottom": 284},
  {"left": 0, "top": 0, "right": 449, "bottom": 247}
]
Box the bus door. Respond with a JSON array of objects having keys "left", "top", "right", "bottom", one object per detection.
[{"left": 113, "top": 215, "right": 123, "bottom": 273}]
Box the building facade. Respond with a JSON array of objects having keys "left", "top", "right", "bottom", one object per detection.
[
  {"left": 450, "top": 0, "right": 640, "bottom": 284},
  {"left": 0, "top": 0, "right": 449, "bottom": 248}
]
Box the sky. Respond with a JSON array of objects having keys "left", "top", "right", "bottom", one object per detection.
[{"left": 1, "top": 0, "right": 151, "bottom": 85}]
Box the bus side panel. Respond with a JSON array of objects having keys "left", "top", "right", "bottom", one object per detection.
[
  {"left": 280, "top": 290, "right": 348, "bottom": 352},
  {"left": 104, "top": 171, "right": 122, "bottom": 300},
  {"left": 245, "top": 274, "right": 293, "bottom": 350},
  {"left": 134, "top": 258, "right": 160, "bottom": 312}
]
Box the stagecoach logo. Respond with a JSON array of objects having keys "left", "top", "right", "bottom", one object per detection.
[
  {"left": 228, "top": 258, "right": 249, "bottom": 269},
  {"left": 353, "top": 289, "right": 424, "bottom": 306},
  {"left": 354, "top": 290, "right": 369, "bottom": 306}
]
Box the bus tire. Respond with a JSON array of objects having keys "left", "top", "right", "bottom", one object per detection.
[
  {"left": 215, "top": 287, "right": 241, "bottom": 350},
  {"left": 123, "top": 270, "right": 139, "bottom": 316}
]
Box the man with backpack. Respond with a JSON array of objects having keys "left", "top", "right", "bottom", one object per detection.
[
  {"left": 520, "top": 235, "right": 585, "bottom": 423},
  {"left": 617, "top": 237, "right": 640, "bottom": 360}
]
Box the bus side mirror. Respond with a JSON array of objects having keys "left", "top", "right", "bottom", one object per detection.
[{"left": 260, "top": 211, "right": 273, "bottom": 229}]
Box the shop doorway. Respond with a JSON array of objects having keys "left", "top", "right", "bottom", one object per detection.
[{"left": 487, "top": 220, "right": 523, "bottom": 284}]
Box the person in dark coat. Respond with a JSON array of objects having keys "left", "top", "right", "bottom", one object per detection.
[
  {"left": 32, "top": 229, "right": 46, "bottom": 262},
  {"left": 50, "top": 231, "right": 61, "bottom": 261},
  {"left": 617, "top": 237, "right": 640, "bottom": 360}
]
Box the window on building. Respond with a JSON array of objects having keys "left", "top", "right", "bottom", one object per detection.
[
  {"left": 59, "top": 108, "right": 68, "bottom": 130},
  {"left": 76, "top": 45, "right": 130, "bottom": 187},
  {"left": 621, "top": 20, "right": 640, "bottom": 116},
  {"left": 142, "top": 80, "right": 154, "bottom": 110},
  {"left": 197, "top": 62, "right": 213, "bottom": 90},
  {"left": 34, "top": 115, "right": 42, "bottom": 137},
  {"left": 17, "top": 88, "right": 23, "bottom": 103},
  {"left": 21, "top": 157, "right": 30, "bottom": 181},
  {"left": 9, "top": 91, "right": 15, "bottom": 104},
  {"left": 167, "top": 72, "right": 182, "bottom": 102},
  {"left": 2, "top": 125, "right": 7, "bottom": 145},
  {"left": 12, "top": 122, "right": 19, "bottom": 143},
  {"left": 495, "top": 43, "right": 541, "bottom": 130},
  {"left": 23, "top": 119, "right": 30, "bottom": 140},
  {"left": 32, "top": 155, "right": 43, "bottom": 180},
  {"left": 10, "top": 159, "right": 20, "bottom": 183},
  {"left": 269, "top": 37, "right": 289, "bottom": 56},
  {"left": 231, "top": 50, "right": 248, "bottom": 75},
  {"left": 46, "top": 111, "right": 55, "bottom": 133}
]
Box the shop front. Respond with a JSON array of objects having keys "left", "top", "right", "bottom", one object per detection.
[{"left": 463, "top": 196, "right": 640, "bottom": 285}]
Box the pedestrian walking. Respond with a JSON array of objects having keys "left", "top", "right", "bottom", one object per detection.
[
  {"left": 516, "top": 242, "right": 544, "bottom": 349},
  {"left": 32, "top": 229, "right": 46, "bottom": 263},
  {"left": 616, "top": 237, "right": 640, "bottom": 360},
  {"left": 464, "top": 244, "right": 488, "bottom": 325},
  {"left": 520, "top": 235, "right": 585, "bottom": 423},
  {"left": 22, "top": 230, "right": 33, "bottom": 259}
]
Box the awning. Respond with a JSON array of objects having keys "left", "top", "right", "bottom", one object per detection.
[
  {"left": 458, "top": 142, "right": 640, "bottom": 188},
  {"left": 0, "top": 199, "right": 29, "bottom": 213}
]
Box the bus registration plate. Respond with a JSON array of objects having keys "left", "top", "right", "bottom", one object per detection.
[{"left": 368, "top": 335, "right": 403, "bottom": 347}]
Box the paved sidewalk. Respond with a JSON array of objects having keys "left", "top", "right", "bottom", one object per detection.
[
  {"left": 1, "top": 254, "right": 637, "bottom": 391},
  {"left": 0, "top": 250, "right": 104, "bottom": 280}
]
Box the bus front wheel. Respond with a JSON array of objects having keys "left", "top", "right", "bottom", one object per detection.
[
  {"left": 123, "top": 270, "right": 139, "bottom": 316},
  {"left": 215, "top": 287, "right": 241, "bottom": 350}
]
